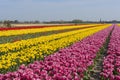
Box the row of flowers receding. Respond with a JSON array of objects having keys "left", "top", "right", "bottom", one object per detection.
[
  {"left": 0, "top": 25, "right": 113, "bottom": 79},
  {"left": 0, "top": 25, "right": 109, "bottom": 55},
  {"left": 0, "top": 24, "right": 103, "bottom": 44},
  {"left": 101, "top": 25, "right": 120, "bottom": 80},
  {"left": 0, "top": 24, "right": 88, "bottom": 31},
  {"left": 0, "top": 24, "right": 101, "bottom": 37},
  {"left": 0, "top": 26, "right": 107, "bottom": 73}
]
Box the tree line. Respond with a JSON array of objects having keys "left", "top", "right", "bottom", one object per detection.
[{"left": 0, "top": 19, "right": 119, "bottom": 28}]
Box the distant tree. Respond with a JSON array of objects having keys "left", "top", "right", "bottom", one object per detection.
[
  {"left": 72, "top": 19, "right": 83, "bottom": 23},
  {"left": 0, "top": 21, "right": 2, "bottom": 23},
  {"left": 14, "top": 20, "right": 19, "bottom": 23},
  {"left": 3, "top": 20, "right": 11, "bottom": 28},
  {"left": 34, "top": 20, "right": 40, "bottom": 24}
]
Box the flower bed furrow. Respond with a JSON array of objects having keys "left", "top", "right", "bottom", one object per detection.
[
  {"left": 83, "top": 24, "right": 114, "bottom": 80},
  {"left": 0, "top": 26, "right": 113, "bottom": 79},
  {"left": 101, "top": 25, "right": 120, "bottom": 80}
]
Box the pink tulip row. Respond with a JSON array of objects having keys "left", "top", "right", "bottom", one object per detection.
[
  {"left": 101, "top": 25, "right": 120, "bottom": 80},
  {"left": 0, "top": 26, "right": 113, "bottom": 80}
]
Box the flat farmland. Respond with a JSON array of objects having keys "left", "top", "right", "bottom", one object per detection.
[{"left": 0, "top": 24, "right": 120, "bottom": 80}]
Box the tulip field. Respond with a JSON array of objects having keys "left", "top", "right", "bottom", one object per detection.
[{"left": 0, "top": 24, "right": 120, "bottom": 80}]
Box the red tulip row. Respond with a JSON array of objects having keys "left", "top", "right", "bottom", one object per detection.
[
  {"left": 101, "top": 25, "right": 120, "bottom": 80},
  {"left": 0, "top": 25, "right": 113, "bottom": 80},
  {"left": 0, "top": 24, "right": 105, "bottom": 31},
  {"left": 0, "top": 26, "right": 53, "bottom": 31},
  {"left": 0, "top": 24, "right": 81, "bottom": 31}
]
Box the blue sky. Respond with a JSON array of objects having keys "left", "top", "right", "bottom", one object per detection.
[{"left": 0, "top": 0, "right": 120, "bottom": 21}]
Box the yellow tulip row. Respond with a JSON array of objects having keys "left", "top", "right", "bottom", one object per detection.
[
  {"left": 0, "top": 24, "right": 101, "bottom": 37},
  {"left": 0, "top": 25, "right": 110, "bottom": 71},
  {"left": 117, "top": 24, "right": 120, "bottom": 27},
  {"left": 0, "top": 24, "right": 111, "bottom": 54}
]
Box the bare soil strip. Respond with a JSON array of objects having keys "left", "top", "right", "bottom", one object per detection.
[{"left": 83, "top": 26, "right": 114, "bottom": 80}]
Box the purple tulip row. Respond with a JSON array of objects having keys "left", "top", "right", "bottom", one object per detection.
[
  {"left": 101, "top": 25, "right": 120, "bottom": 80},
  {"left": 0, "top": 26, "right": 113, "bottom": 80}
]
